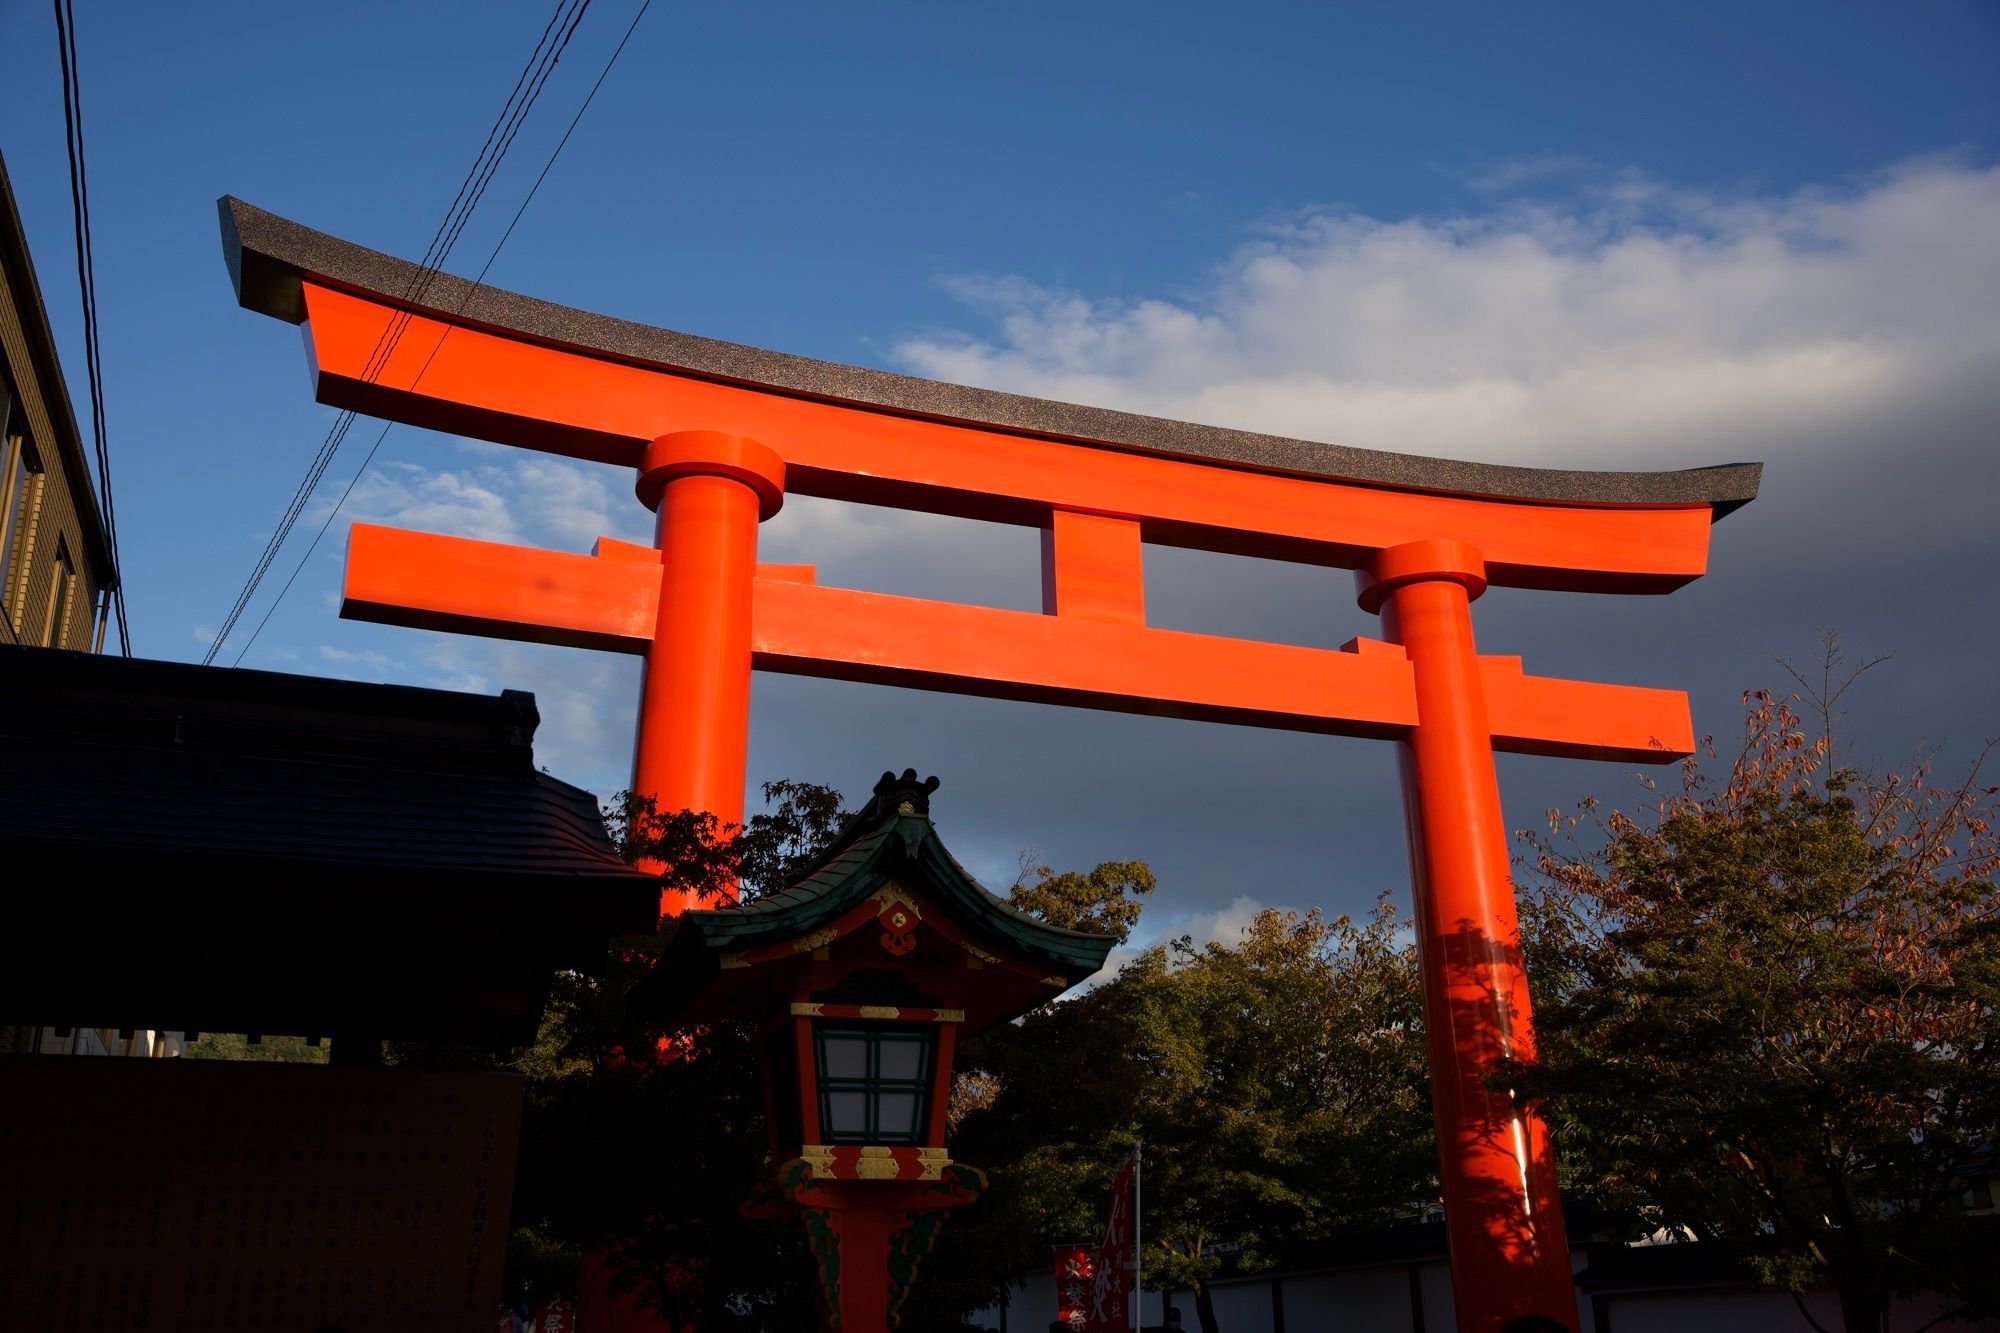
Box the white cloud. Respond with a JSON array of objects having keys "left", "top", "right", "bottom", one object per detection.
[
  {"left": 893, "top": 158, "right": 2000, "bottom": 471},
  {"left": 317, "top": 644, "right": 401, "bottom": 674},
  {"left": 1172, "top": 893, "right": 1279, "bottom": 951},
  {"left": 1456, "top": 153, "right": 1595, "bottom": 195},
  {"left": 410, "top": 636, "right": 639, "bottom": 796},
  {"left": 1079, "top": 893, "right": 1295, "bottom": 988},
  {"left": 315, "top": 451, "right": 641, "bottom": 553},
  {"left": 333, "top": 460, "right": 522, "bottom": 545},
  {"left": 322, "top": 163, "right": 2000, "bottom": 633},
  {"left": 270, "top": 154, "right": 2000, "bottom": 934}
]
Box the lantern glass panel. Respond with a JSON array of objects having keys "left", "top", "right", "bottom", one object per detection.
[
  {"left": 826, "top": 1090, "right": 870, "bottom": 1137},
  {"left": 821, "top": 1032, "right": 869, "bottom": 1080},
  {"left": 877, "top": 1037, "right": 926, "bottom": 1081},
  {"left": 813, "top": 1023, "right": 935, "bottom": 1145},
  {"left": 876, "top": 1091, "right": 921, "bottom": 1138}
]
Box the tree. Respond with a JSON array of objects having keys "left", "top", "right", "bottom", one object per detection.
[
  {"left": 509, "top": 783, "right": 1179, "bottom": 1328},
  {"left": 182, "top": 1032, "right": 328, "bottom": 1063},
  {"left": 1008, "top": 857, "right": 1156, "bottom": 943},
  {"left": 1126, "top": 903, "right": 1434, "bottom": 1333},
  {"left": 921, "top": 899, "right": 1435, "bottom": 1333},
  {"left": 498, "top": 780, "right": 857, "bottom": 1326},
  {"left": 603, "top": 778, "right": 855, "bottom": 905},
  {"left": 736, "top": 779, "right": 852, "bottom": 898},
  {"left": 1518, "top": 657, "right": 2000, "bottom": 1332}
]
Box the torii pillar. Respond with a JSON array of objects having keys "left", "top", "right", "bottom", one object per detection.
[
  {"left": 1361, "top": 538, "right": 1568, "bottom": 1318},
  {"left": 219, "top": 195, "right": 1762, "bottom": 1333},
  {"left": 629, "top": 429, "right": 784, "bottom": 888}
]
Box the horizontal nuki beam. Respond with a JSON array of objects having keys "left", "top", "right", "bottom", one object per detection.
[{"left": 342, "top": 524, "right": 1692, "bottom": 764}]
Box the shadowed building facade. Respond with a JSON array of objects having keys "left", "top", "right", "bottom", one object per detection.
[
  {"left": 0, "top": 149, "right": 126, "bottom": 1060},
  {"left": 0, "top": 646, "right": 659, "bottom": 1331},
  {"left": 0, "top": 151, "right": 115, "bottom": 661}
]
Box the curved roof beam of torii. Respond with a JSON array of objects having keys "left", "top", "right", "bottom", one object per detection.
[{"left": 217, "top": 196, "right": 1760, "bottom": 593}]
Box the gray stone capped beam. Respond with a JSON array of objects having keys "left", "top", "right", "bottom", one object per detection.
[{"left": 219, "top": 195, "right": 1760, "bottom": 516}]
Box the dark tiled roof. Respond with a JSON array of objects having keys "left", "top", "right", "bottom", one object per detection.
[
  {"left": 0, "top": 647, "right": 642, "bottom": 880},
  {"left": 0, "top": 647, "right": 658, "bottom": 1044},
  {"left": 219, "top": 196, "right": 1763, "bottom": 516}
]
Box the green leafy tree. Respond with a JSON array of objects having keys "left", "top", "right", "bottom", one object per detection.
[
  {"left": 736, "top": 779, "right": 852, "bottom": 897},
  {"left": 1128, "top": 903, "right": 1433, "bottom": 1333},
  {"left": 1009, "top": 857, "right": 1157, "bottom": 943},
  {"left": 182, "top": 1032, "right": 328, "bottom": 1064},
  {"left": 922, "top": 899, "right": 1434, "bottom": 1333},
  {"left": 606, "top": 779, "right": 856, "bottom": 906},
  {"left": 1518, "top": 656, "right": 2000, "bottom": 1333}
]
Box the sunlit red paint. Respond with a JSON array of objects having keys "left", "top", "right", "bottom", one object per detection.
[{"left": 274, "top": 275, "right": 1734, "bottom": 1333}]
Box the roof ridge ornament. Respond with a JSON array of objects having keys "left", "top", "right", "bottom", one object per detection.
[{"left": 866, "top": 768, "right": 941, "bottom": 821}]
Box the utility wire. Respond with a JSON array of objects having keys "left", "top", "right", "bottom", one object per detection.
[
  {"left": 51, "top": 0, "right": 129, "bottom": 653},
  {"left": 203, "top": 0, "right": 593, "bottom": 665},
  {"left": 229, "top": 0, "right": 656, "bottom": 668},
  {"left": 203, "top": 0, "right": 587, "bottom": 664}
]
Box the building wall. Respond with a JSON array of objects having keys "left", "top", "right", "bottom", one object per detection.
[
  {"left": 979, "top": 1255, "right": 2000, "bottom": 1333},
  {"left": 0, "top": 154, "right": 113, "bottom": 653},
  {"left": 0, "top": 1026, "right": 184, "bottom": 1057},
  {"left": 1277, "top": 1262, "right": 1447, "bottom": 1332},
  {"left": 0, "top": 371, "right": 96, "bottom": 649}
]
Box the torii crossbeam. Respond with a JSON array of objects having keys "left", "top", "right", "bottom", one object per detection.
[{"left": 220, "top": 197, "right": 1760, "bottom": 1333}]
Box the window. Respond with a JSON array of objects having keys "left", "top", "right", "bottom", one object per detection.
[
  {"left": 814, "top": 1024, "right": 934, "bottom": 1144},
  {"left": 0, "top": 401, "right": 39, "bottom": 630},
  {"left": 42, "top": 536, "right": 75, "bottom": 648}
]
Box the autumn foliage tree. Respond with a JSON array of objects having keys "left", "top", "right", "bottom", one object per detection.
[{"left": 1518, "top": 654, "right": 2000, "bottom": 1333}]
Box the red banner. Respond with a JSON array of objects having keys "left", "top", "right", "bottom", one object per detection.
[
  {"left": 1085, "top": 1156, "right": 1135, "bottom": 1332},
  {"left": 1054, "top": 1245, "right": 1096, "bottom": 1327}
]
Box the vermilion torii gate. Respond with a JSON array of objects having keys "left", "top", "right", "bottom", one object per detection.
[{"left": 220, "top": 197, "right": 1759, "bottom": 1333}]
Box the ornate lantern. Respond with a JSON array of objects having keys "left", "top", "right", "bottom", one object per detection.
[{"left": 647, "top": 770, "right": 1114, "bottom": 1330}]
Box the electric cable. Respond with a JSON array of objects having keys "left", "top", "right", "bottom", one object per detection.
[
  {"left": 203, "top": 0, "right": 586, "bottom": 663},
  {"left": 203, "top": 0, "right": 593, "bottom": 665},
  {"left": 51, "top": 0, "right": 129, "bottom": 653},
  {"left": 229, "top": 0, "right": 656, "bottom": 668}
]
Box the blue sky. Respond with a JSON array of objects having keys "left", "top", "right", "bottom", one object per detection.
[{"left": 4, "top": 1, "right": 1997, "bottom": 958}]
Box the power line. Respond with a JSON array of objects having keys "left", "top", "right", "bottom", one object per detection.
[
  {"left": 203, "top": 0, "right": 587, "bottom": 664},
  {"left": 229, "top": 0, "right": 656, "bottom": 668},
  {"left": 203, "top": 0, "right": 594, "bottom": 666},
  {"left": 51, "top": 0, "right": 129, "bottom": 654}
]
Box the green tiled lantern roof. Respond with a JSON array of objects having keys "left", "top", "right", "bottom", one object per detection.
[
  {"left": 647, "top": 771, "right": 1115, "bottom": 1028},
  {"left": 682, "top": 770, "right": 1113, "bottom": 977}
]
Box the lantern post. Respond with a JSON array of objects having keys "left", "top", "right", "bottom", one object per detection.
[{"left": 643, "top": 771, "right": 1116, "bottom": 1332}]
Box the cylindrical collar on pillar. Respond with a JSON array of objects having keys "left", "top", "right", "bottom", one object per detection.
[
  {"left": 635, "top": 430, "right": 786, "bottom": 518},
  {"left": 1353, "top": 537, "right": 1488, "bottom": 615}
]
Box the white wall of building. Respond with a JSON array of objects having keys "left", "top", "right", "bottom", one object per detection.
[{"left": 975, "top": 1254, "right": 1998, "bottom": 1333}]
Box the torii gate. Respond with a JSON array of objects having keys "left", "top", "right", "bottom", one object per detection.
[{"left": 220, "top": 197, "right": 1759, "bottom": 1333}]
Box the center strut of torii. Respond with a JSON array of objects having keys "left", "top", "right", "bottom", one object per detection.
[{"left": 220, "top": 197, "right": 1759, "bottom": 1333}]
